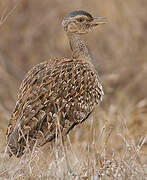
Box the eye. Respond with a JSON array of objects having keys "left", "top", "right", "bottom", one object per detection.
[{"left": 77, "top": 18, "right": 85, "bottom": 22}]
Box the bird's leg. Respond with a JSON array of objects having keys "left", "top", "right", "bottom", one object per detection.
[
  {"left": 61, "top": 136, "right": 73, "bottom": 174},
  {"left": 56, "top": 116, "right": 78, "bottom": 176}
]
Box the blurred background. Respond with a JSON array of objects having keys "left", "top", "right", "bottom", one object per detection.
[{"left": 0, "top": 0, "right": 147, "bottom": 165}]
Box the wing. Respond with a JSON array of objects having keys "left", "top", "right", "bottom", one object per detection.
[{"left": 6, "top": 58, "right": 103, "bottom": 157}]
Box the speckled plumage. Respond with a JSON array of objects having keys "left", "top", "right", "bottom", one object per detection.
[{"left": 6, "top": 10, "right": 105, "bottom": 157}]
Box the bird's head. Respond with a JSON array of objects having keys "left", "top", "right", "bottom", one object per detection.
[{"left": 62, "top": 10, "right": 107, "bottom": 34}]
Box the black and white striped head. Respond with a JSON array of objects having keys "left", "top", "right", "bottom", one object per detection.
[{"left": 62, "top": 10, "right": 106, "bottom": 34}]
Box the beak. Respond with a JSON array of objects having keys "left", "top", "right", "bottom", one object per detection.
[{"left": 92, "top": 17, "right": 107, "bottom": 25}]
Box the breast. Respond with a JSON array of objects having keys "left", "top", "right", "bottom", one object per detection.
[{"left": 6, "top": 58, "right": 104, "bottom": 157}]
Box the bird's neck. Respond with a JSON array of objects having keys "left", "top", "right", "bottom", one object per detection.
[{"left": 67, "top": 33, "right": 92, "bottom": 61}]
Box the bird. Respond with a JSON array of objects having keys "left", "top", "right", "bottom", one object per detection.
[{"left": 6, "top": 10, "right": 106, "bottom": 158}]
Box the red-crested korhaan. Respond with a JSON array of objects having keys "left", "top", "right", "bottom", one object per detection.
[{"left": 6, "top": 10, "right": 106, "bottom": 157}]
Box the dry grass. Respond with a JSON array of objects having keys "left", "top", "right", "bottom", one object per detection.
[{"left": 0, "top": 0, "right": 147, "bottom": 179}]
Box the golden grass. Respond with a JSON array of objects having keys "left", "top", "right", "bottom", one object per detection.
[
  {"left": 0, "top": 0, "right": 147, "bottom": 179},
  {"left": 0, "top": 107, "right": 146, "bottom": 179}
]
